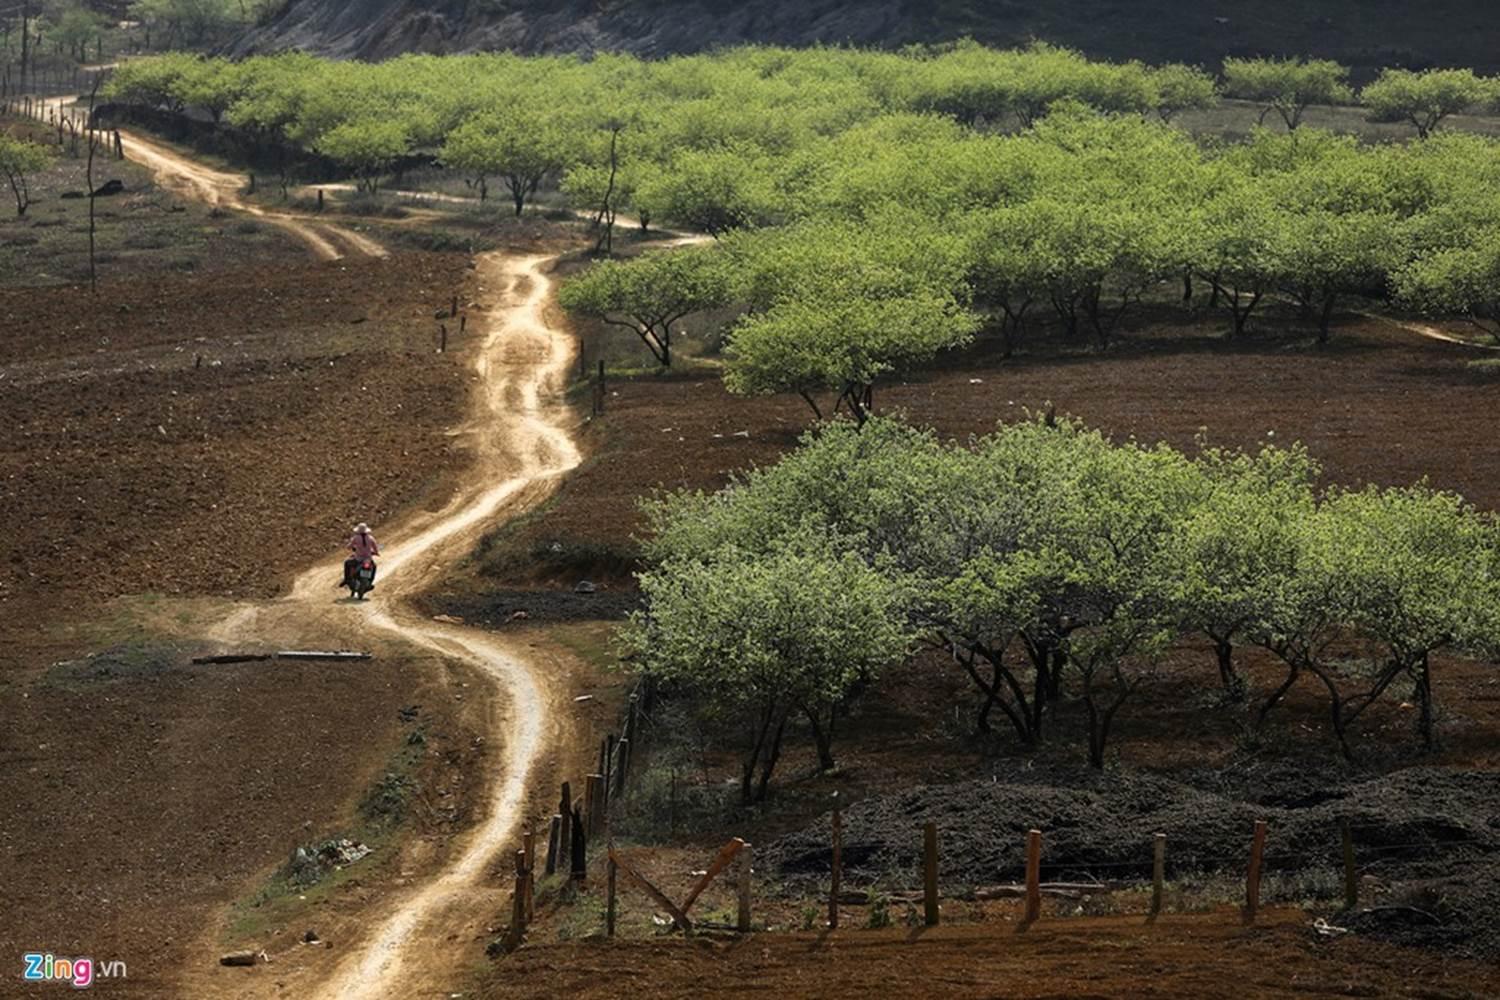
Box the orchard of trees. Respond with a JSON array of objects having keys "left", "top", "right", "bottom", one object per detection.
[
  {"left": 100, "top": 44, "right": 1500, "bottom": 419},
  {"left": 73, "top": 42, "right": 1500, "bottom": 800},
  {"left": 627, "top": 416, "right": 1500, "bottom": 801}
]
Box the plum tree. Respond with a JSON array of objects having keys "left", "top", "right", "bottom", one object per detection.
[
  {"left": 314, "top": 119, "right": 409, "bottom": 194},
  {"left": 557, "top": 245, "right": 735, "bottom": 367},
  {"left": 625, "top": 539, "right": 909, "bottom": 801},
  {"left": 0, "top": 132, "right": 50, "bottom": 216},
  {"left": 1363, "top": 68, "right": 1496, "bottom": 138},
  {"left": 1223, "top": 57, "right": 1354, "bottom": 130},
  {"left": 441, "top": 109, "right": 570, "bottom": 217}
]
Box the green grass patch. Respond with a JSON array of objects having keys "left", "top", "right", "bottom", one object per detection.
[{"left": 224, "top": 727, "right": 428, "bottom": 943}]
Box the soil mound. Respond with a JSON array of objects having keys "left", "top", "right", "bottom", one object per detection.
[{"left": 765, "top": 764, "right": 1500, "bottom": 957}]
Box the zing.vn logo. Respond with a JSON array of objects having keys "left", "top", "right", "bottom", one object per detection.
[{"left": 21, "top": 953, "right": 127, "bottom": 989}]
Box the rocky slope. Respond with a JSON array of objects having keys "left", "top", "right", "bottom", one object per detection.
[{"left": 230, "top": 0, "right": 1500, "bottom": 74}]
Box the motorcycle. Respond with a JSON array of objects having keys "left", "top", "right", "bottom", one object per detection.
[{"left": 348, "top": 558, "right": 377, "bottom": 600}]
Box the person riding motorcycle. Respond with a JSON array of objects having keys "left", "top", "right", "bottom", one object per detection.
[{"left": 342, "top": 522, "right": 380, "bottom": 591}]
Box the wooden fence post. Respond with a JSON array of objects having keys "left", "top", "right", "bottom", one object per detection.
[
  {"left": 738, "top": 842, "right": 753, "bottom": 933},
  {"left": 923, "top": 821, "right": 940, "bottom": 926},
  {"left": 1341, "top": 819, "right": 1357, "bottom": 911},
  {"left": 570, "top": 803, "right": 587, "bottom": 881},
  {"left": 587, "top": 773, "right": 606, "bottom": 837},
  {"left": 544, "top": 813, "right": 561, "bottom": 876},
  {"left": 559, "top": 782, "right": 572, "bottom": 872},
  {"left": 613, "top": 738, "right": 630, "bottom": 796},
  {"left": 1245, "top": 819, "right": 1268, "bottom": 924},
  {"left": 523, "top": 828, "right": 536, "bottom": 922},
  {"left": 508, "top": 848, "right": 527, "bottom": 947},
  {"left": 829, "top": 792, "right": 842, "bottom": 930},
  {"left": 602, "top": 734, "right": 614, "bottom": 814},
  {"left": 1024, "top": 829, "right": 1042, "bottom": 923},
  {"left": 1151, "top": 832, "right": 1166, "bottom": 918},
  {"left": 606, "top": 852, "right": 618, "bottom": 937}
]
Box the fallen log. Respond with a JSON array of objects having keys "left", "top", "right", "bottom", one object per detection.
[
  {"left": 830, "top": 882, "right": 1125, "bottom": 906},
  {"left": 276, "top": 650, "right": 372, "bottom": 661},
  {"left": 969, "top": 881, "right": 1124, "bottom": 901},
  {"left": 192, "top": 654, "right": 274, "bottom": 664}
]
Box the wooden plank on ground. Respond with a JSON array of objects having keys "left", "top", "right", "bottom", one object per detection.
[
  {"left": 681, "top": 838, "right": 746, "bottom": 914},
  {"left": 608, "top": 848, "right": 693, "bottom": 932}
]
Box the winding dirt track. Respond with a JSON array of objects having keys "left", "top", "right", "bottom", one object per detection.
[
  {"left": 58, "top": 108, "right": 585, "bottom": 997},
  {"left": 207, "top": 251, "right": 582, "bottom": 1000},
  {"left": 36, "top": 96, "right": 385, "bottom": 260}
]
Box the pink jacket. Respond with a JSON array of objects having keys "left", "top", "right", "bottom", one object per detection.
[{"left": 349, "top": 531, "right": 379, "bottom": 561}]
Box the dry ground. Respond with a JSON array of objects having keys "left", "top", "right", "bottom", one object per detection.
[
  {"left": 0, "top": 250, "right": 475, "bottom": 658},
  {"left": 472, "top": 303, "right": 1500, "bottom": 586},
  {"left": 0, "top": 116, "right": 297, "bottom": 287},
  {"left": 494, "top": 909, "right": 1500, "bottom": 999}
]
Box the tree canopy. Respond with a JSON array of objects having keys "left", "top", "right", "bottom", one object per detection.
[{"left": 633, "top": 415, "right": 1500, "bottom": 790}]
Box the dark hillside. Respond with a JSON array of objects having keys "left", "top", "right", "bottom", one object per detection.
[{"left": 231, "top": 0, "right": 1500, "bottom": 74}]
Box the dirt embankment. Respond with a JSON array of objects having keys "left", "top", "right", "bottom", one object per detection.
[{"left": 232, "top": 0, "right": 1500, "bottom": 75}]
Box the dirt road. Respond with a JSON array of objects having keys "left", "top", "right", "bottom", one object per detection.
[
  {"left": 24, "top": 100, "right": 586, "bottom": 996},
  {"left": 193, "top": 252, "right": 582, "bottom": 998},
  {"left": 37, "top": 96, "right": 385, "bottom": 260}
]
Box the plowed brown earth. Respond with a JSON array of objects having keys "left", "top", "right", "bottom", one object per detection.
[
  {"left": 479, "top": 307, "right": 1500, "bottom": 583},
  {"left": 0, "top": 251, "right": 472, "bottom": 658},
  {"left": 0, "top": 643, "right": 490, "bottom": 997},
  {"left": 0, "top": 245, "right": 490, "bottom": 996},
  {"left": 494, "top": 910, "right": 1500, "bottom": 999}
]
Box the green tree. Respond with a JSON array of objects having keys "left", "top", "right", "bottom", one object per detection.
[
  {"left": 723, "top": 215, "right": 976, "bottom": 420},
  {"left": 1172, "top": 442, "right": 1319, "bottom": 698},
  {"left": 0, "top": 132, "right": 50, "bottom": 216},
  {"left": 168, "top": 56, "right": 245, "bottom": 123},
  {"left": 625, "top": 542, "right": 910, "bottom": 802},
  {"left": 557, "top": 246, "right": 735, "bottom": 367},
  {"left": 1222, "top": 57, "right": 1354, "bottom": 130},
  {"left": 1362, "top": 68, "right": 1496, "bottom": 139},
  {"left": 315, "top": 119, "right": 410, "bottom": 194},
  {"left": 103, "top": 52, "right": 198, "bottom": 112},
  {"left": 51, "top": 4, "right": 104, "bottom": 61},
  {"left": 441, "top": 110, "right": 569, "bottom": 217},
  {"left": 634, "top": 142, "right": 781, "bottom": 236},
  {"left": 1395, "top": 228, "right": 1500, "bottom": 343},
  {"left": 1322, "top": 486, "right": 1500, "bottom": 750},
  {"left": 1147, "top": 63, "right": 1219, "bottom": 123},
  {"left": 129, "top": 0, "right": 244, "bottom": 46}
]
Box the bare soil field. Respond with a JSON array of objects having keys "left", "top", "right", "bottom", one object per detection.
[
  {"left": 0, "top": 640, "right": 491, "bottom": 997},
  {"left": 0, "top": 250, "right": 474, "bottom": 656},
  {"left": 493, "top": 910, "right": 1500, "bottom": 999},
  {"left": 472, "top": 305, "right": 1500, "bottom": 587}
]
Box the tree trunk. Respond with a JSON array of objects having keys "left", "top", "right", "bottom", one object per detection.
[
  {"left": 1414, "top": 653, "right": 1435, "bottom": 749},
  {"left": 739, "top": 705, "right": 772, "bottom": 807},
  {"left": 1317, "top": 292, "right": 1337, "bottom": 344},
  {"left": 805, "top": 705, "right": 836, "bottom": 772},
  {"left": 755, "top": 712, "right": 787, "bottom": 802},
  {"left": 1212, "top": 634, "right": 1240, "bottom": 697},
  {"left": 1256, "top": 661, "right": 1300, "bottom": 729}
]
